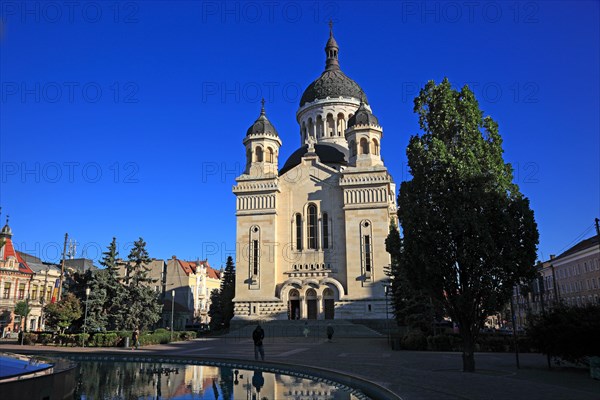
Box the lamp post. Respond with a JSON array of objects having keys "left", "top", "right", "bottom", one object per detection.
[
  {"left": 171, "top": 289, "right": 175, "bottom": 341},
  {"left": 383, "top": 282, "right": 391, "bottom": 345},
  {"left": 83, "top": 287, "right": 90, "bottom": 347}
]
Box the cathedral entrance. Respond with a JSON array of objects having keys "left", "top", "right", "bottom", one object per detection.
[
  {"left": 306, "top": 289, "right": 318, "bottom": 320},
  {"left": 323, "top": 288, "right": 335, "bottom": 319},
  {"left": 288, "top": 289, "right": 300, "bottom": 320}
]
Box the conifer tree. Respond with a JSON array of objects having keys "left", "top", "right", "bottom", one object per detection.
[
  {"left": 86, "top": 237, "right": 125, "bottom": 330},
  {"left": 122, "top": 238, "right": 162, "bottom": 330},
  {"left": 219, "top": 256, "right": 236, "bottom": 328},
  {"left": 208, "top": 289, "right": 224, "bottom": 330}
]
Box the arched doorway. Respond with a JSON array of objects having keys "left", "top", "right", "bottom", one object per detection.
[
  {"left": 306, "top": 289, "right": 318, "bottom": 320},
  {"left": 288, "top": 289, "right": 300, "bottom": 320},
  {"left": 323, "top": 288, "right": 335, "bottom": 319}
]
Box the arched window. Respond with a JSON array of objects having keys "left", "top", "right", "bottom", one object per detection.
[
  {"left": 267, "top": 147, "right": 274, "bottom": 163},
  {"left": 302, "top": 122, "right": 307, "bottom": 143},
  {"left": 307, "top": 204, "right": 318, "bottom": 249},
  {"left": 372, "top": 139, "right": 379, "bottom": 155},
  {"left": 317, "top": 115, "right": 324, "bottom": 137},
  {"left": 360, "top": 220, "right": 373, "bottom": 281},
  {"left": 249, "top": 226, "right": 260, "bottom": 281},
  {"left": 295, "top": 213, "right": 303, "bottom": 251},
  {"left": 349, "top": 140, "right": 356, "bottom": 157},
  {"left": 360, "top": 138, "right": 369, "bottom": 154},
  {"left": 322, "top": 212, "right": 329, "bottom": 249},
  {"left": 337, "top": 113, "right": 345, "bottom": 136},
  {"left": 246, "top": 148, "right": 252, "bottom": 168},
  {"left": 255, "top": 146, "right": 263, "bottom": 162},
  {"left": 326, "top": 114, "right": 335, "bottom": 136},
  {"left": 308, "top": 118, "right": 314, "bottom": 138}
]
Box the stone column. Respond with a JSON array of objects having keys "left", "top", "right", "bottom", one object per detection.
[
  {"left": 299, "top": 296, "right": 306, "bottom": 319},
  {"left": 317, "top": 295, "right": 324, "bottom": 319}
]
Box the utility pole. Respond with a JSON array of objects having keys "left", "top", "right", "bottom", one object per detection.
[
  {"left": 58, "top": 233, "right": 68, "bottom": 301},
  {"left": 39, "top": 267, "right": 49, "bottom": 330}
]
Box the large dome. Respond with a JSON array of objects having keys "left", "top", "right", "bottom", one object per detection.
[
  {"left": 299, "top": 23, "right": 368, "bottom": 107},
  {"left": 300, "top": 70, "right": 368, "bottom": 107}
]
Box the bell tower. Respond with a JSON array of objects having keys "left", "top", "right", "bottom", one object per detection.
[
  {"left": 243, "top": 99, "right": 282, "bottom": 177},
  {"left": 345, "top": 99, "right": 383, "bottom": 168}
]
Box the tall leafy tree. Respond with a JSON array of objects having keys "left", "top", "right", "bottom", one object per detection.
[
  {"left": 43, "top": 293, "right": 82, "bottom": 333},
  {"left": 385, "top": 222, "right": 435, "bottom": 332},
  {"left": 122, "top": 238, "right": 162, "bottom": 330},
  {"left": 64, "top": 269, "right": 93, "bottom": 332},
  {"left": 396, "top": 78, "right": 539, "bottom": 371},
  {"left": 14, "top": 300, "right": 32, "bottom": 332},
  {"left": 220, "top": 256, "right": 236, "bottom": 328}
]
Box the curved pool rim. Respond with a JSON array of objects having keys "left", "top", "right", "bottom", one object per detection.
[{"left": 22, "top": 350, "right": 402, "bottom": 400}]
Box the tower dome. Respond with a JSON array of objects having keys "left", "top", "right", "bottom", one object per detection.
[
  {"left": 0, "top": 214, "right": 12, "bottom": 238},
  {"left": 299, "top": 22, "right": 367, "bottom": 107},
  {"left": 246, "top": 99, "right": 279, "bottom": 138},
  {"left": 347, "top": 101, "right": 379, "bottom": 129}
]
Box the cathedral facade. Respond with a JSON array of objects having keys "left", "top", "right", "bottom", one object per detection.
[{"left": 232, "top": 26, "right": 396, "bottom": 321}]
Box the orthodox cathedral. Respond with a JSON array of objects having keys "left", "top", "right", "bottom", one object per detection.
[{"left": 232, "top": 25, "right": 397, "bottom": 321}]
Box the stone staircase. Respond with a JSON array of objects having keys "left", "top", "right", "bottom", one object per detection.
[{"left": 224, "top": 320, "right": 384, "bottom": 339}]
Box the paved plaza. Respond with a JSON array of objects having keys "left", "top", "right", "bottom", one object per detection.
[{"left": 1, "top": 330, "right": 598, "bottom": 400}]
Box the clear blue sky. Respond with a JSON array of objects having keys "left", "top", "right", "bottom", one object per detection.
[{"left": 1, "top": 1, "right": 598, "bottom": 266}]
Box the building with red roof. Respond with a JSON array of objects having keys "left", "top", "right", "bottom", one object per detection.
[
  {"left": 0, "top": 217, "right": 35, "bottom": 336},
  {"left": 163, "top": 257, "right": 222, "bottom": 329}
]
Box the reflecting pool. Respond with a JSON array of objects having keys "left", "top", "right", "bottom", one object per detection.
[{"left": 72, "top": 359, "right": 370, "bottom": 400}]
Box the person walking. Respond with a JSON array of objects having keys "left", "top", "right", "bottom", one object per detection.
[
  {"left": 131, "top": 328, "right": 140, "bottom": 350},
  {"left": 303, "top": 322, "right": 310, "bottom": 338},
  {"left": 326, "top": 324, "right": 334, "bottom": 342},
  {"left": 252, "top": 324, "right": 265, "bottom": 361}
]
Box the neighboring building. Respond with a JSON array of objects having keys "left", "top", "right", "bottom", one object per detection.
[
  {"left": 549, "top": 234, "right": 600, "bottom": 307},
  {"left": 232, "top": 25, "right": 396, "bottom": 322},
  {"left": 116, "top": 258, "right": 166, "bottom": 292},
  {"left": 510, "top": 233, "right": 600, "bottom": 329},
  {"left": 64, "top": 258, "right": 96, "bottom": 274},
  {"left": 163, "top": 257, "right": 222, "bottom": 329},
  {"left": 0, "top": 219, "right": 34, "bottom": 336},
  {"left": 17, "top": 253, "right": 61, "bottom": 331}
]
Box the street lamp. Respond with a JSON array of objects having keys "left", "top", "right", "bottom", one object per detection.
[
  {"left": 171, "top": 289, "right": 175, "bottom": 341},
  {"left": 83, "top": 287, "right": 90, "bottom": 347},
  {"left": 383, "top": 283, "right": 391, "bottom": 345}
]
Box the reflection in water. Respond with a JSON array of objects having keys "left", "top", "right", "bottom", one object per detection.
[{"left": 74, "top": 360, "right": 367, "bottom": 399}]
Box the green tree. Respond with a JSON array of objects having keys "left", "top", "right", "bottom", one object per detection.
[
  {"left": 64, "top": 269, "right": 93, "bottom": 332},
  {"left": 220, "top": 256, "right": 236, "bottom": 328},
  {"left": 89, "top": 237, "right": 126, "bottom": 330},
  {"left": 14, "top": 300, "right": 32, "bottom": 332},
  {"left": 396, "top": 78, "right": 539, "bottom": 371},
  {"left": 385, "top": 222, "right": 435, "bottom": 332},
  {"left": 208, "top": 289, "right": 224, "bottom": 331},
  {"left": 43, "top": 293, "right": 82, "bottom": 333},
  {"left": 122, "top": 238, "right": 162, "bottom": 330}
]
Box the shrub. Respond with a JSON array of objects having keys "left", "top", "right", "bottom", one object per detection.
[
  {"left": 481, "top": 335, "right": 507, "bottom": 352},
  {"left": 528, "top": 304, "right": 600, "bottom": 365},
  {"left": 89, "top": 332, "right": 120, "bottom": 347},
  {"left": 74, "top": 333, "right": 90, "bottom": 347},
  {"left": 428, "top": 334, "right": 452, "bottom": 351},
  {"left": 402, "top": 330, "right": 428, "bottom": 350},
  {"left": 179, "top": 331, "right": 197, "bottom": 341},
  {"left": 21, "top": 333, "right": 37, "bottom": 345},
  {"left": 38, "top": 333, "right": 53, "bottom": 345}
]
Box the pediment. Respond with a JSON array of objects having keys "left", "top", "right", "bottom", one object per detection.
[{"left": 279, "top": 158, "right": 339, "bottom": 189}]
